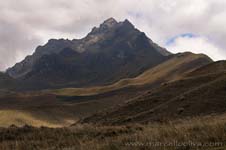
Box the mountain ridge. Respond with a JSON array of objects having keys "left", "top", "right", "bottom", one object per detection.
[{"left": 6, "top": 18, "right": 171, "bottom": 89}]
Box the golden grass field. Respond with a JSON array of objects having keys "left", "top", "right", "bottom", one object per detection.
[
  {"left": 0, "top": 113, "right": 226, "bottom": 150},
  {"left": 0, "top": 109, "right": 75, "bottom": 128}
]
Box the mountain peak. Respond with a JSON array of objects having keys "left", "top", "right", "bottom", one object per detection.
[
  {"left": 89, "top": 18, "right": 118, "bottom": 35},
  {"left": 123, "top": 19, "right": 132, "bottom": 25},
  {"left": 7, "top": 17, "right": 172, "bottom": 86},
  {"left": 98, "top": 18, "right": 118, "bottom": 31},
  {"left": 89, "top": 18, "right": 136, "bottom": 36},
  {"left": 102, "top": 18, "right": 118, "bottom": 26},
  {"left": 121, "top": 19, "right": 134, "bottom": 29}
]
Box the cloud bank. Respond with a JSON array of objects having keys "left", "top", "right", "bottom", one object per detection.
[
  {"left": 166, "top": 34, "right": 226, "bottom": 61},
  {"left": 0, "top": 0, "right": 226, "bottom": 70}
]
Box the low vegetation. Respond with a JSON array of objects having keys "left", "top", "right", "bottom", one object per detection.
[{"left": 0, "top": 114, "right": 226, "bottom": 150}]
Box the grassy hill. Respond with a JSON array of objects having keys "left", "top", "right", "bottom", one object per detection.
[
  {"left": 82, "top": 61, "right": 226, "bottom": 125},
  {"left": 47, "top": 52, "right": 211, "bottom": 96}
]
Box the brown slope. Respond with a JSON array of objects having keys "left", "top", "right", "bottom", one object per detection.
[
  {"left": 0, "top": 86, "right": 145, "bottom": 127},
  {"left": 82, "top": 61, "right": 226, "bottom": 125},
  {"left": 185, "top": 60, "right": 226, "bottom": 77},
  {"left": 47, "top": 52, "right": 212, "bottom": 96}
]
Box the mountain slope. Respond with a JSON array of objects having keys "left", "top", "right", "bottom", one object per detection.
[
  {"left": 48, "top": 52, "right": 212, "bottom": 96},
  {"left": 0, "top": 72, "right": 17, "bottom": 90},
  {"left": 82, "top": 61, "right": 226, "bottom": 125},
  {"left": 7, "top": 18, "right": 170, "bottom": 89}
]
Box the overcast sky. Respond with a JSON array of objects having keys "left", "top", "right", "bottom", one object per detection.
[{"left": 0, "top": 0, "right": 226, "bottom": 71}]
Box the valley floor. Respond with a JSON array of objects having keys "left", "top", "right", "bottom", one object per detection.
[{"left": 0, "top": 113, "right": 226, "bottom": 150}]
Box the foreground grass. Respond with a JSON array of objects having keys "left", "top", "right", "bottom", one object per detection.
[{"left": 0, "top": 114, "right": 226, "bottom": 150}]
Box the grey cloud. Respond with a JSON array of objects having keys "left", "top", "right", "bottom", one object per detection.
[{"left": 0, "top": 19, "right": 41, "bottom": 70}]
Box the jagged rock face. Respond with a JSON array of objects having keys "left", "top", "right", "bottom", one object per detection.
[{"left": 7, "top": 18, "right": 171, "bottom": 88}]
